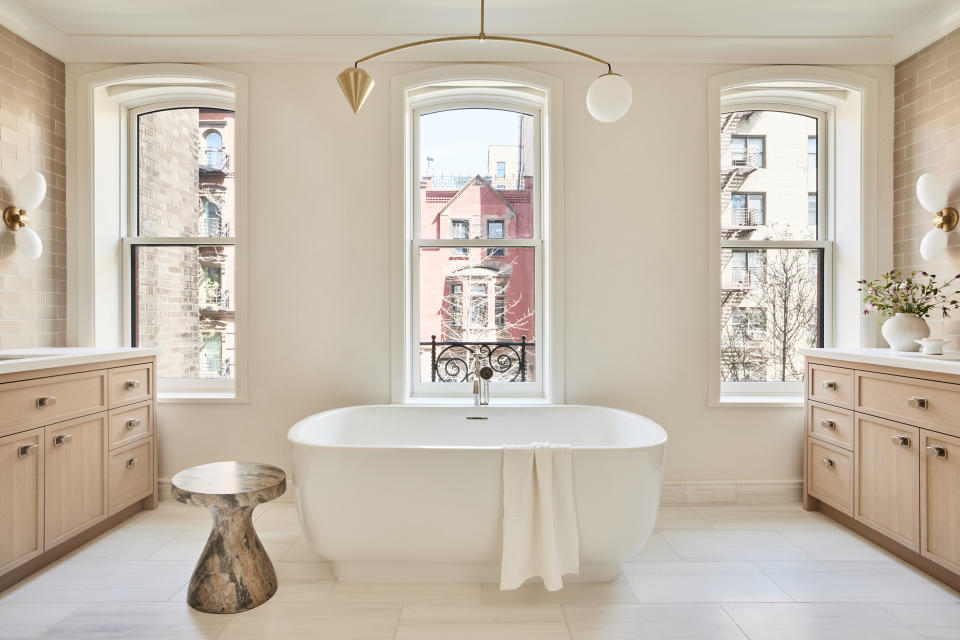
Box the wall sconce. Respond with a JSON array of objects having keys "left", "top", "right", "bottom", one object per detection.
[
  {"left": 2, "top": 172, "right": 46, "bottom": 260},
  {"left": 917, "top": 172, "right": 958, "bottom": 262}
]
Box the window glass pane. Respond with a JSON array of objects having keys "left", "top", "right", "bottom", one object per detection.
[
  {"left": 138, "top": 108, "right": 235, "bottom": 237},
  {"left": 418, "top": 247, "right": 535, "bottom": 383},
  {"left": 418, "top": 108, "right": 534, "bottom": 239},
  {"left": 721, "top": 247, "right": 823, "bottom": 382},
  {"left": 722, "top": 111, "right": 817, "bottom": 241},
  {"left": 133, "top": 245, "right": 235, "bottom": 380}
]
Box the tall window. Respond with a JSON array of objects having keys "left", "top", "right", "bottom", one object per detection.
[
  {"left": 413, "top": 102, "right": 540, "bottom": 395},
  {"left": 721, "top": 109, "right": 828, "bottom": 389},
  {"left": 203, "top": 130, "right": 224, "bottom": 169},
  {"left": 731, "top": 193, "right": 765, "bottom": 226},
  {"left": 731, "top": 135, "right": 765, "bottom": 168},
  {"left": 126, "top": 106, "right": 237, "bottom": 393}
]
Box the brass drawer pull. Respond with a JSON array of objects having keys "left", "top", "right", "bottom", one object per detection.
[
  {"left": 891, "top": 434, "right": 912, "bottom": 448},
  {"left": 820, "top": 419, "right": 837, "bottom": 430},
  {"left": 125, "top": 380, "right": 141, "bottom": 391},
  {"left": 17, "top": 443, "right": 38, "bottom": 458},
  {"left": 821, "top": 457, "right": 836, "bottom": 469},
  {"left": 907, "top": 396, "right": 928, "bottom": 410},
  {"left": 927, "top": 445, "right": 949, "bottom": 460},
  {"left": 821, "top": 381, "right": 837, "bottom": 391},
  {"left": 125, "top": 418, "right": 142, "bottom": 430},
  {"left": 53, "top": 433, "right": 72, "bottom": 447},
  {"left": 36, "top": 395, "right": 57, "bottom": 408},
  {"left": 127, "top": 457, "right": 140, "bottom": 468}
]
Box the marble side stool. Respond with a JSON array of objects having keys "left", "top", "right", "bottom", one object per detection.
[{"left": 171, "top": 461, "right": 286, "bottom": 613}]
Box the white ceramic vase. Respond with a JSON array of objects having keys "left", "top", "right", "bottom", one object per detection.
[{"left": 882, "top": 313, "right": 930, "bottom": 352}]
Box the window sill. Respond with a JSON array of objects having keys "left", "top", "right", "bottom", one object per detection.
[
  {"left": 158, "top": 391, "right": 247, "bottom": 404},
  {"left": 710, "top": 394, "right": 804, "bottom": 408}
]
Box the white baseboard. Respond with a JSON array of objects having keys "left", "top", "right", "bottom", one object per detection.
[
  {"left": 160, "top": 478, "right": 800, "bottom": 507},
  {"left": 660, "top": 480, "right": 802, "bottom": 505}
]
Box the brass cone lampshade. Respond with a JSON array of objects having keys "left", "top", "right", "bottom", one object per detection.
[{"left": 337, "top": 66, "right": 375, "bottom": 115}]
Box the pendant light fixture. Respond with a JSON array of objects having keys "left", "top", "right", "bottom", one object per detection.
[{"left": 336, "top": 0, "right": 632, "bottom": 123}]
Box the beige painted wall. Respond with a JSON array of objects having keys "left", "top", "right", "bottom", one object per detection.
[{"left": 65, "top": 61, "right": 894, "bottom": 486}]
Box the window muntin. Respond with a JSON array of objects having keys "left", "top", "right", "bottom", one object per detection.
[
  {"left": 413, "top": 103, "right": 540, "bottom": 394},
  {"left": 128, "top": 106, "right": 237, "bottom": 387},
  {"left": 721, "top": 109, "right": 828, "bottom": 388}
]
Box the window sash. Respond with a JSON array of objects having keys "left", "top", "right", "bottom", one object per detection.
[
  {"left": 720, "top": 107, "right": 830, "bottom": 397},
  {"left": 410, "top": 99, "right": 543, "bottom": 399}
]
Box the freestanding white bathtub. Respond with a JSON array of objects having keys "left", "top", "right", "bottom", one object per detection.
[{"left": 287, "top": 404, "right": 667, "bottom": 583}]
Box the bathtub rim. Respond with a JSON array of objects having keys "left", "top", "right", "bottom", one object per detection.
[{"left": 287, "top": 403, "right": 668, "bottom": 452}]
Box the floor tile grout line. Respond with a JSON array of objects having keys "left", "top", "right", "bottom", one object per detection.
[
  {"left": 749, "top": 560, "right": 797, "bottom": 603},
  {"left": 719, "top": 602, "right": 756, "bottom": 640},
  {"left": 559, "top": 601, "right": 575, "bottom": 640}
]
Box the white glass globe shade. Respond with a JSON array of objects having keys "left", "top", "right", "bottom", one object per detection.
[
  {"left": 920, "top": 226, "right": 948, "bottom": 262},
  {"left": 917, "top": 172, "right": 948, "bottom": 213},
  {"left": 586, "top": 73, "right": 632, "bottom": 123},
  {"left": 15, "top": 225, "right": 42, "bottom": 259},
  {"left": 15, "top": 172, "right": 46, "bottom": 211}
]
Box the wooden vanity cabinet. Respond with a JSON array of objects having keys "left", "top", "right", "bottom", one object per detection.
[
  {"left": 0, "top": 355, "right": 157, "bottom": 591},
  {"left": 0, "top": 428, "right": 44, "bottom": 574},
  {"left": 804, "top": 354, "right": 960, "bottom": 591},
  {"left": 921, "top": 429, "right": 960, "bottom": 574}
]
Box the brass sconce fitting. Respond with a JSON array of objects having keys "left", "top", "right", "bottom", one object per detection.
[
  {"left": 3, "top": 205, "right": 30, "bottom": 231},
  {"left": 934, "top": 207, "right": 959, "bottom": 232}
]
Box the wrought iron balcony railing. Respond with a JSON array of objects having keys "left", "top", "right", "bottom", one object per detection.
[
  {"left": 731, "top": 207, "right": 763, "bottom": 227},
  {"left": 722, "top": 267, "right": 761, "bottom": 289},
  {"left": 198, "top": 218, "right": 231, "bottom": 237},
  {"left": 422, "top": 335, "right": 534, "bottom": 382},
  {"left": 201, "top": 148, "right": 230, "bottom": 173}
]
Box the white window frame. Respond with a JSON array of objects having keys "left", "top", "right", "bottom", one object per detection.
[
  {"left": 410, "top": 97, "right": 543, "bottom": 400},
  {"left": 123, "top": 98, "right": 239, "bottom": 398},
  {"left": 719, "top": 103, "right": 834, "bottom": 401}
]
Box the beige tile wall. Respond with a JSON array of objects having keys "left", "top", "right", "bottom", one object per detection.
[
  {"left": 894, "top": 30, "right": 960, "bottom": 339},
  {"left": 0, "top": 26, "right": 66, "bottom": 349}
]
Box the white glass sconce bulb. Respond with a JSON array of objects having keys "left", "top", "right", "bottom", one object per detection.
[
  {"left": 921, "top": 226, "right": 949, "bottom": 262},
  {"left": 15, "top": 172, "right": 46, "bottom": 212},
  {"left": 917, "top": 172, "right": 948, "bottom": 213},
  {"left": 586, "top": 73, "right": 633, "bottom": 123},
  {"left": 15, "top": 225, "right": 42, "bottom": 259}
]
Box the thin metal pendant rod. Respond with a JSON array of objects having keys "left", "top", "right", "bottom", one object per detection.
[{"left": 353, "top": 0, "right": 612, "bottom": 74}]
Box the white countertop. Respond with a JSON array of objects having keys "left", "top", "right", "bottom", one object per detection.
[
  {"left": 0, "top": 347, "right": 158, "bottom": 375},
  {"left": 802, "top": 347, "right": 960, "bottom": 376}
]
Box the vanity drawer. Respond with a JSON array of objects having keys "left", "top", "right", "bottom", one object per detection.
[
  {"left": 808, "top": 402, "right": 854, "bottom": 450},
  {"left": 856, "top": 371, "right": 960, "bottom": 433},
  {"left": 108, "top": 364, "right": 152, "bottom": 409},
  {"left": 808, "top": 438, "right": 854, "bottom": 516},
  {"left": 108, "top": 402, "right": 152, "bottom": 450},
  {"left": 109, "top": 438, "right": 153, "bottom": 514},
  {"left": 0, "top": 371, "right": 107, "bottom": 437},
  {"left": 808, "top": 363, "right": 854, "bottom": 409}
]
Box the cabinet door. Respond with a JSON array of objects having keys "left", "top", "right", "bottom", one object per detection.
[
  {"left": 0, "top": 428, "right": 44, "bottom": 573},
  {"left": 44, "top": 415, "right": 107, "bottom": 548},
  {"left": 921, "top": 429, "right": 960, "bottom": 573},
  {"left": 855, "top": 415, "right": 920, "bottom": 551}
]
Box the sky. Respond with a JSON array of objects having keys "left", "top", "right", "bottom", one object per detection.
[{"left": 419, "top": 108, "right": 523, "bottom": 177}]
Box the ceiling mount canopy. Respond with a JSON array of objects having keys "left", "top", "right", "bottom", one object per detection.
[{"left": 336, "top": 0, "right": 632, "bottom": 122}]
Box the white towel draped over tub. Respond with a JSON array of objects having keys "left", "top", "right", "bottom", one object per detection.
[{"left": 500, "top": 442, "right": 580, "bottom": 591}]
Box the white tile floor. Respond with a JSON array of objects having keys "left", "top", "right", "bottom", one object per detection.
[{"left": 1, "top": 502, "right": 958, "bottom": 639}]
